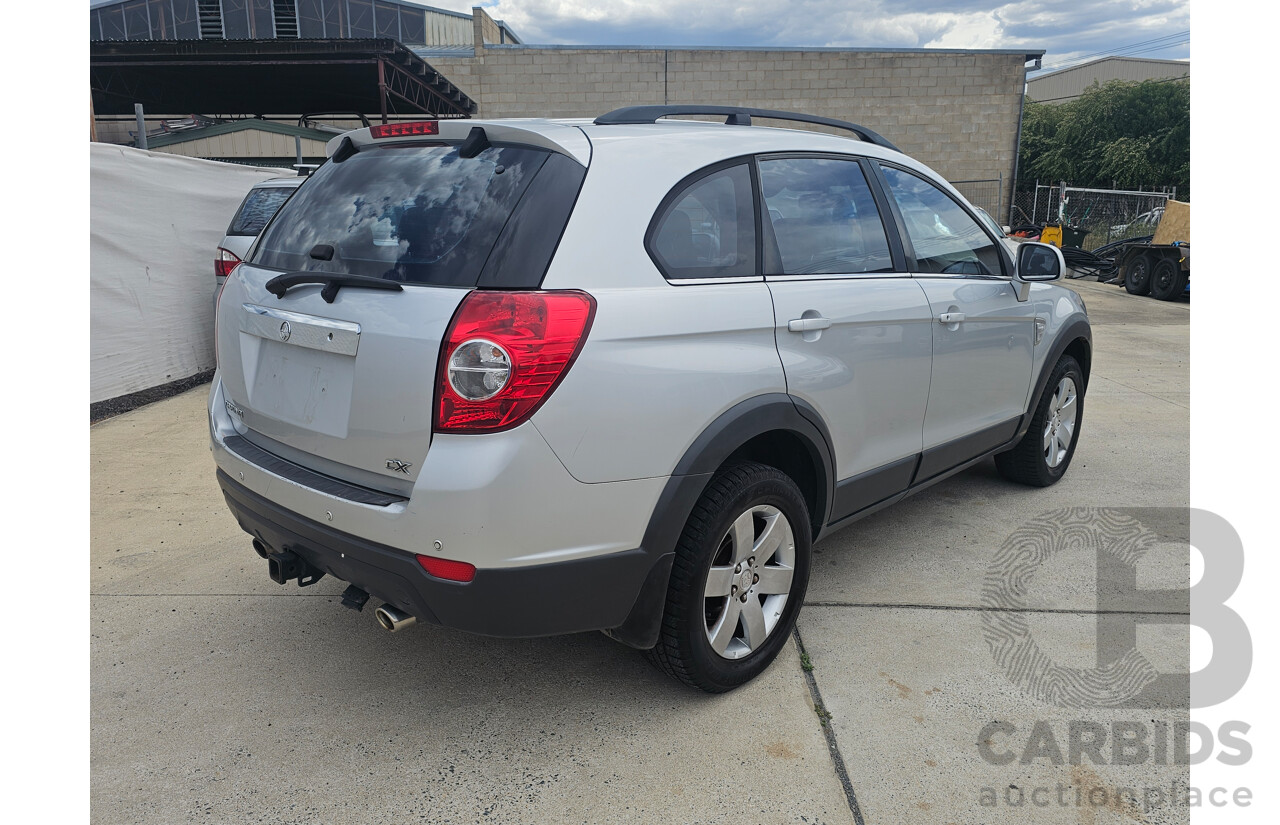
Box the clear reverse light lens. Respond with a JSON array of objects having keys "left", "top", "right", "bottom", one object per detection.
[{"left": 447, "top": 339, "right": 512, "bottom": 401}]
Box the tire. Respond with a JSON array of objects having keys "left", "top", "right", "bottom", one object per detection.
[
  {"left": 647, "top": 462, "right": 812, "bottom": 693},
  {"left": 1150, "top": 258, "right": 1185, "bottom": 301},
  {"left": 1124, "top": 254, "right": 1154, "bottom": 295},
  {"left": 995, "top": 355, "right": 1084, "bottom": 487}
]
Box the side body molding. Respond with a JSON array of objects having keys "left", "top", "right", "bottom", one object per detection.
[{"left": 608, "top": 320, "right": 1090, "bottom": 650}]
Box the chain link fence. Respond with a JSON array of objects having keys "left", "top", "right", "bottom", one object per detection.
[
  {"left": 1010, "top": 182, "right": 1178, "bottom": 250},
  {"left": 951, "top": 178, "right": 1003, "bottom": 223},
  {"left": 1009, "top": 183, "right": 1060, "bottom": 228}
]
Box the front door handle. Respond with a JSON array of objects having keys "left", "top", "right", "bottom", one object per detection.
[
  {"left": 937, "top": 312, "right": 965, "bottom": 325},
  {"left": 788, "top": 316, "right": 833, "bottom": 333}
]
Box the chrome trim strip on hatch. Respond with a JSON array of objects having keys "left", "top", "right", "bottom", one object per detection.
[{"left": 240, "top": 304, "right": 362, "bottom": 356}]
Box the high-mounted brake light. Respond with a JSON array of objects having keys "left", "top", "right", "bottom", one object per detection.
[
  {"left": 416, "top": 554, "right": 477, "bottom": 583},
  {"left": 435, "top": 291, "right": 596, "bottom": 433},
  {"left": 370, "top": 121, "right": 439, "bottom": 139},
  {"left": 215, "top": 247, "right": 241, "bottom": 278}
]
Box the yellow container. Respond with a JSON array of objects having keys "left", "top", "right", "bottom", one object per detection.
[{"left": 1039, "top": 225, "right": 1063, "bottom": 247}]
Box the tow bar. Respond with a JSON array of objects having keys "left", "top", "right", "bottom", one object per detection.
[{"left": 254, "top": 540, "right": 325, "bottom": 587}]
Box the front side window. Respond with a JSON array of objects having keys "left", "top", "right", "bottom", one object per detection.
[
  {"left": 880, "top": 165, "right": 1003, "bottom": 277},
  {"left": 759, "top": 157, "right": 893, "bottom": 275},
  {"left": 649, "top": 164, "right": 757, "bottom": 280}
]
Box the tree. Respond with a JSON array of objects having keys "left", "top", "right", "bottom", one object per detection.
[{"left": 1018, "top": 78, "right": 1190, "bottom": 197}]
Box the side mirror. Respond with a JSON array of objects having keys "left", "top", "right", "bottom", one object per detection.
[{"left": 1015, "top": 242, "right": 1064, "bottom": 283}]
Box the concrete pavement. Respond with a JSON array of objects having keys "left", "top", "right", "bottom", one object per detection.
[
  {"left": 91, "top": 278, "right": 1189, "bottom": 824},
  {"left": 798, "top": 280, "right": 1190, "bottom": 824},
  {"left": 91, "top": 395, "right": 851, "bottom": 824}
]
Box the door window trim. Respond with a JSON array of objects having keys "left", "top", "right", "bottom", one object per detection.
[
  {"left": 872, "top": 161, "right": 1011, "bottom": 279},
  {"left": 644, "top": 155, "right": 764, "bottom": 284},
  {"left": 752, "top": 151, "right": 910, "bottom": 280}
]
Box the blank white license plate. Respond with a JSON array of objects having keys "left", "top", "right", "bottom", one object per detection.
[{"left": 245, "top": 337, "right": 355, "bottom": 438}]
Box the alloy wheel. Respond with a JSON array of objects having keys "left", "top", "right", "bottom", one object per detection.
[
  {"left": 1042, "top": 376, "right": 1078, "bottom": 468},
  {"left": 703, "top": 505, "right": 796, "bottom": 659}
]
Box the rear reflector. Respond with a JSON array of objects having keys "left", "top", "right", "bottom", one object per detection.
[
  {"left": 435, "top": 290, "right": 596, "bottom": 433},
  {"left": 416, "top": 554, "right": 476, "bottom": 583},
  {"left": 370, "top": 121, "right": 439, "bottom": 139},
  {"left": 215, "top": 247, "right": 241, "bottom": 278}
]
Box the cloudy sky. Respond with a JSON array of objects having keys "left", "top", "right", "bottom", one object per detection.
[
  {"left": 87, "top": 0, "right": 1190, "bottom": 76},
  {"left": 444, "top": 0, "right": 1190, "bottom": 75}
]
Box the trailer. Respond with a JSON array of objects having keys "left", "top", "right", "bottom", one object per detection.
[
  {"left": 1120, "top": 242, "right": 1190, "bottom": 300},
  {"left": 1115, "top": 200, "right": 1190, "bottom": 301}
]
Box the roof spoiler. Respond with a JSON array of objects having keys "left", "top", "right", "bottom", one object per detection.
[
  {"left": 593, "top": 105, "right": 900, "bottom": 152},
  {"left": 324, "top": 120, "right": 592, "bottom": 166}
]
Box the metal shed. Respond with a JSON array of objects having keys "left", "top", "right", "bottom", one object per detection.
[
  {"left": 89, "top": 0, "right": 521, "bottom": 46},
  {"left": 141, "top": 118, "right": 334, "bottom": 166},
  {"left": 1027, "top": 57, "right": 1190, "bottom": 103},
  {"left": 91, "top": 37, "right": 476, "bottom": 122}
]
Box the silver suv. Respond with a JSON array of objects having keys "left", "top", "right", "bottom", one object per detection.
[
  {"left": 210, "top": 107, "right": 1090, "bottom": 692},
  {"left": 216, "top": 177, "right": 303, "bottom": 299}
]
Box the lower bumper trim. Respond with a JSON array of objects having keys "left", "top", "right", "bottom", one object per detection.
[{"left": 217, "top": 470, "right": 656, "bottom": 638}]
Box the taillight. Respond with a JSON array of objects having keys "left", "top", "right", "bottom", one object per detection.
[
  {"left": 370, "top": 121, "right": 439, "bottom": 139},
  {"left": 214, "top": 259, "right": 245, "bottom": 370},
  {"left": 215, "top": 247, "right": 241, "bottom": 278},
  {"left": 435, "top": 290, "right": 596, "bottom": 433},
  {"left": 416, "top": 554, "right": 476, "bottom": 583}
]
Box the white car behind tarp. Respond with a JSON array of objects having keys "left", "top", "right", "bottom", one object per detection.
[{"left": 90, "top": 145, "right": 281, "bottom": 403}]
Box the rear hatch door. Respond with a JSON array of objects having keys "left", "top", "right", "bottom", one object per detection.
[{"left": 216, "top": 136, "right": 582, "bottom": 490}]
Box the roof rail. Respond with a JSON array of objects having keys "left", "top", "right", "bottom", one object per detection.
[{"left": 593, "top": 105, "right": 901, "bottom": 152}]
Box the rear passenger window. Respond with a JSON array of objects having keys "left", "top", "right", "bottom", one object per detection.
[
  {"left": 759, "top": 157, "right": 893, "bottom": 275},
  {"left": 649, "top": 164, "right": 756, "bottom": 280},
  {"left": 228, "top": 186, "right": 295, "bottom": 236},
  {"left": 879, "top": 165, "right": 1004, "bottom": 277}
]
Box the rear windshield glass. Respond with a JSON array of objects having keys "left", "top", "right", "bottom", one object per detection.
[
  {"left": 251, "top": 143, "right": 550, "bottom": 286},
  {"left": 228, "top": 186, "right": 296, "bottom": 236}
]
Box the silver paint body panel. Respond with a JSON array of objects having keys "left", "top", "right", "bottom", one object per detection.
[{"left": 210, "top": 117, "right": 1090, "bottom": 572}]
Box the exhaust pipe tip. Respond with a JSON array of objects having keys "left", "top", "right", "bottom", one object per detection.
[
  {"left": 252, "top": 539, "right": 269, "bottom": 559},
  {"left": 374, "top": 604, "right": 417, "bottom": 632}
]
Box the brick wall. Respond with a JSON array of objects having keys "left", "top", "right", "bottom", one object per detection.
[
  {"left": 432, "top": 46, "right": 1031, "bottom": 214},
  {"left": 471, "top": 6, "right": 504, "bottom": 51}
]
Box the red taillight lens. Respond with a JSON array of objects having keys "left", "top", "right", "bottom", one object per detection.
[
  {"left": 215, "top": 247, "right": 241, "bottom": 278},
  {"left": 213, "top": 255, "right": 242, "bottom": 369},
  {"left": 416, "top": 554, "right": 476, "bottom": 583},
  {"left": 370, "top": 121, "right": 439, "bottom": 139},
  {"left": 435, "top": 290, "right": 596, "bottom": 433}
]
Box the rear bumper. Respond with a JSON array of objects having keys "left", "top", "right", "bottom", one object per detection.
[
  {"left": 219, "top": 470, "right": 659, "bottom": 638},
  {"left": 208, "top": 375, "right": 665, "bottom": 570}
]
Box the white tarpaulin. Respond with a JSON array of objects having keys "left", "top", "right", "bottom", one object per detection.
[{"left": 91, "top": 144, "right": 285, "bottom": 403}]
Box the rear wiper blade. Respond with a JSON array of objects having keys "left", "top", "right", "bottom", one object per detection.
[{"left": 264, "top": 272, "right": 404, "bottom": 304}]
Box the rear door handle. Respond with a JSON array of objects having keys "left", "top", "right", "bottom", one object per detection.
[
  {"left": 937, "top": 312, "right": 965, "bottom": 324},
  {"left": 787, "top": 317, "right": 833, "bottom": 333}
]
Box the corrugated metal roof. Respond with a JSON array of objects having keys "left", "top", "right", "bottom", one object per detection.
[
  {"left": 91, "top": 0, "right": 482, "bottom": 46},
  {"left": 92, "top": 38, "right": 477, "bottom": 117},
  {"left": 412, "top": 45, "right": 477, "bottom": 59},
  {"left": 90, "top": 0, "right": 472, "bottom": 18},
  {"left": 143, "top": 119, "right": 335, "bottom": 149},
  {"left": 487, "top": 44, "right": 1044, "bottom": 58},
  {"left": 1028, "top": 56, "right": 1190, "bottom": 102}
]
